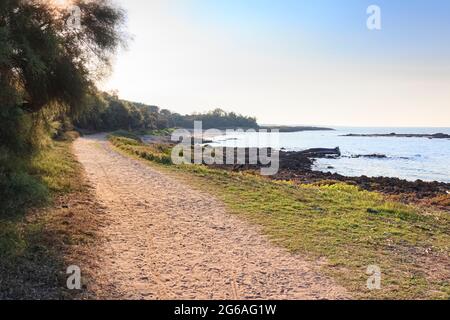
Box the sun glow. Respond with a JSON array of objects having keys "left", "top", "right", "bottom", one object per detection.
[{"left": 45, "top": 0, "right": 74, "bottom": 9}]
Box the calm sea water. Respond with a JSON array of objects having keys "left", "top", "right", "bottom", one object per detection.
[{"left": 209, "top": 127, "right": 450, "bottom": 183}]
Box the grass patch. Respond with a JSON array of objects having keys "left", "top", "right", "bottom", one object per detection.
[
  {"left": 136, "top": 128, "right": 176, "bottom": 136},
  {"left": 0, "top": 172, "right": 49, "bottom": 218},
  {"left": 109, "top": 130, "right": 143, "bottom": 142},
  {"left": 110, "top": 134, "right": 450, "bottom": 300},
  {"left": 109, "top": 134, "right": 172, "bottom": 165},
  {"left": 0, "top": 141, "right": 100, "bottom": 299},
  {"left": 29, "top": 142, "right": 84, "bottom": 194}
]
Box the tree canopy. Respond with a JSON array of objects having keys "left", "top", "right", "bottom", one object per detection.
[
  {"left": 75, "top": 92, "right": 259, "bottom": 132},
  {"left": 0, "top": 0, "right": 126, "bottom": 114},
  {"left": 0, "top": 0, "right": 127, "bottom": 215}
]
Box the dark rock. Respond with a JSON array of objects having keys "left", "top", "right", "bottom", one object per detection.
[
  {"left": 298, "top": 147, "right": 341, "bottom": 158},
  {"left": 431, "top": 133, "right": 450, "bottom": 139},
  {"left": 351, "top": 154, "right": 388, "bottom": 159}
]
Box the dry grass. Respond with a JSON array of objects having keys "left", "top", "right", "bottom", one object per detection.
[{"left": 0, "top": 142, "right": 105, "bottom": 300}]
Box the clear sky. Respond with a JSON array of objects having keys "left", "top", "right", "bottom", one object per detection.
[{"left": 102, "top": 0, "right": 450, "bottom": 127}]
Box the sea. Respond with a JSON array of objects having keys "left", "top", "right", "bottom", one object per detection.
[{"left": 208, "top": 127, "right": 450, "bottom": 183}]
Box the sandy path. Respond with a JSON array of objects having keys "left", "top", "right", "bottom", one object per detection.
[{"left": 73, "top": 134, "right": 348, "bottom": 300}]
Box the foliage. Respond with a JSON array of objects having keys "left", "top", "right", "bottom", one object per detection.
[
  {"left": 109, "top": 134, "right": 172, "bottom": 165},
  {"left": 138, "top": 128, "right": 176, "bottom": 136},
  {"left": 0, "top": 141, "right": 82, "bottom": 253},
  {"left": 109, "top": 130, "right": 142, "bottom": 142},
  {"left": 0, "top": 171, "right": 49, "bottom": 217},
  {"left": 0, "top": 0, "right": 126, "bottom": 114},
  {"left": 172, "top": 108, "right": 259, "bottom": 129},
  {"left": 0, "top": 141, "right": 100, "bottom": 299},
  {"left": 75, "top": 92, "right": 259, "bottom": 132},
  {"left": 0, "top": 0, "right": 126, "bottom": 216}
]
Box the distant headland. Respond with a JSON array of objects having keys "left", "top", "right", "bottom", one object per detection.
[
  {"left": 260, "top": 126, "right": 335, "bottom": 132},
  {"left": 342, "top": 132, "right": 450, "bottom": 139}
]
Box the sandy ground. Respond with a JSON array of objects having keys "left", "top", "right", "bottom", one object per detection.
[{"left": 73, "top": 134, "right": 349, "bottom": 300}]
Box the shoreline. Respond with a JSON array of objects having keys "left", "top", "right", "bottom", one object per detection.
[
  {"left": 137, "top": 132, "right": 450, "bottom": 208},
  {"left": 211, "top": 166, "right": 450, "bottom": 209},
  {"left": 274, "top": 168, "right": 450, "bottom": 206},
  {"left": 206, "top": 148, "right": 450, "bottom": 208}
]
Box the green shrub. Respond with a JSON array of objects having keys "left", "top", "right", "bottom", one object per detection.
[
  {"left": 0, "top": 108, "right": 56, "bottom": 217},
  {"left": 0, "top": 172, "right": 49, "bottom": 217},
  {"left": 58, "top": 131, "right": 81, "bottom": 142},
  {"left": 109, "top": 135, "right": 173, "bottom": 165},
  {"left": 109, "top": 130, "right": 142, "bottom": 142},
  {"left": 0, "top": 221, "right": 26, "bottom": 259}
]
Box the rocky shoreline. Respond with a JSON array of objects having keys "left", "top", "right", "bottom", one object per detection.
[
  {"left": 274, "top": 168, "right": 450, "bottom": 204},
  {"left": 208, "top": 147, "right": 450, "bottom": 208},
  {"left": 141, "top": 131, "right": 449, "bottom": 208}
]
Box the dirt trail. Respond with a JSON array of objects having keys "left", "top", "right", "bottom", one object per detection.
[{"left": 73, "top": 134, "right": 348, "bottom": 300}]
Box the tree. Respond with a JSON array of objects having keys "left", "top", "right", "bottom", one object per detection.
[
  {"left": 0, "top": 0, "right": 127, "bottom": 215},
  {"left": 104, "top": 99, "right": 130, "bottom": 130},
  {"left": 128, "top": 103, "right": 144, "bottom": 130},
  {"left": 0, "top": 0, "right": 126, "bottom": 115},
  {"left": 75, "top": 92, "right": 108, "bottom": 131}
]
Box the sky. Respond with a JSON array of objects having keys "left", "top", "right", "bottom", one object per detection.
[{"left": 102, "top": 0, "right": 450, "bottom": 127}]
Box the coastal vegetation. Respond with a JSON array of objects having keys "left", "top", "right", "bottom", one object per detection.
[
  {"left": 260, "top": 126, "right": 334, "bottom": 132},
  {"left": 76, "top": 95, "right": 338, "bottom": 134},
  {"left": 0, "top": 140, "right": 101, "bottom": 299},
  {"left": 75, "top": 93, "right": 259, "bottom": 132},
  {"left": 109, "top": 132, "right": 450, "bottom": 299},
  {"left": 0, "top": 0, "right": 126, "bottom": 216},
  {"left": 0, "top": 0, "right": 123, "bottom": 299}
]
